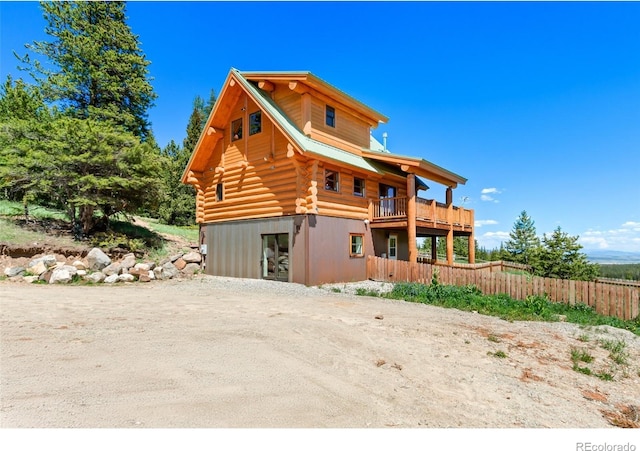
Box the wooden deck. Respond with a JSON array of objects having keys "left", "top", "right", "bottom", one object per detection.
[{"left": 370, "top": 196, "right": 473, "bottom": 234}]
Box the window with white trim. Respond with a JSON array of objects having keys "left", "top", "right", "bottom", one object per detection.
[{"left": 350, "top": 234, "right": 364, "bottom": 257}]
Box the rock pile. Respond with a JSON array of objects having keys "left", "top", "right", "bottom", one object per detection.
[{"left": 2, "top": 247, "right": 202, "bottom": 284}]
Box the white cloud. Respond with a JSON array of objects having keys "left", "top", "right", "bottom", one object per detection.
[
  {"left": 480, "top": 188, "right": 501, "bottom": 203},
  {"left": 476, "top": 231, "right": 510, "bottom": 249},
  {"left": 579, "top": 221, "right": 640, "bottom": 252},
  {"left": 475, "top": 219, "right": 498, "bottom": 227}
]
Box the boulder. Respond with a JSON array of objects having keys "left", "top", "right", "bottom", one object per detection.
[
  {"left": 104, "top": 274, "right": 119, "bottom": 284},
  {"left": 173, "top": 258, "right": 187, "bottom": 270},
  {"left": 139, "top": 273, "right": 152, "bottom": 283},
  {"left": 134, "top": 262, "right": 151, "bottom": 271},
  {"left": 39, "top": 270, "right": 53, "bottom": 283},
  {"left": 169, "top": 254, "right": 183, "bottom": 263},
  {"left": 87, "top": 248, "right": 111, "bottom": 271},
  {"left": 117, "top": 273, "right": 135, "bottom": 283},
  {"left": 49, "top": 268, "right": 72, "bottom": 284},
  {"left": 23, "top": 275, "right": 39, "bottom": 284},
  {"left": 72, "top": 260, "right": 86, "bottom": 271},
  {"left": 153, "top": 266, "right": 164, "bottom": 280},
  {"left": 29, "top": 255, "right": 57, "bottom": 269},
  {"left": 182, "top": 263, "right": 200, "bottom": 275},
  {"left": 102, "top": 263, "right": 122, "bottom": 276},
  {"left": 163, "top": 262, "right": 180, "bottom": 279},
  {"left": 4, "top": 266, "right": 25, "bottom": 278},
  {"left": 86, "top": 272, "right": 105, "bottom": 284},
  {"left": 120, "top": 253, "right": 137, "bottom": 270},
  {"left": 29, "top": 261, "right": 48, "bottom": 276},
  {"left": 182, "top": 252, "right": 202, "bottom": 264}
]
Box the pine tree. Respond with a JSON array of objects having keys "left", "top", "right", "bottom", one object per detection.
[
  {"left": 503, "top": 210, "right": 540, "bottom": 264},
  {"left": 17, "top": 1, "right": 156, "bottom": 140},
  {"left": 0, "top": 115, "right": 163, "bottom": 233},
  {"left": 157, "top": 92, "right": 216, "bottom": 225},
  {"left": 533, "top": 227, "right": 599, "bottom": 281}
]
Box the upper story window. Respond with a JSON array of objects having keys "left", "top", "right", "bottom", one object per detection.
[
  {"left": 324, "top": 169, "right": 339, "bottom": 192},
  {"left": 231, "top": 118, "right": 243, "bottom": 141},
  {"left": 353, "top": 177, "right": 365, "bottom": 197},
  {"left": 249, "top": 111, "right": 262, "bottom": 135},
  {"left": 325, "top": 105, "right": 335, "bottom": 128}
]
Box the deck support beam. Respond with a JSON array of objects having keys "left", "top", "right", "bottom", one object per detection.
[
  {"left": 446, "top": 186, "right": 454, "bottom": 265},
  {"left": 407, "top": 174, "right": 417, "bottom": 264},
  {"left": 468, "top": 209, "right": 475, "bottom": 264}
]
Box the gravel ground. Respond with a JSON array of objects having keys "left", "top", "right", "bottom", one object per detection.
[{"left": 1, "top": 275, "right": 639, "bottom": 433}]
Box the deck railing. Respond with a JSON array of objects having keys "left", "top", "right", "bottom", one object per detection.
[{"left": 371, "top": 196, "right": 473, "bottom": 228}]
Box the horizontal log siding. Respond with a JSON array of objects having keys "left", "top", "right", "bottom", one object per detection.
[
  {"left": 367, "top": 256, "right": 640, "bottom": 321},
  {"left": 310, "top": 97, "right": 369, "bottom": 148},
  {"left": 199, "top": 107, "right": 300, "bottom": 223},
  {"left": 313, "top": 166, "right": 388, "bottom": 219}
]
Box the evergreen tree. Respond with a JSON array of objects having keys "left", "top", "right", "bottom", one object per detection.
[
  {"left": 17, "top": 1, "right": 156, "bottom": 140},
  {"left": 157, "top": 92, "right": 216, "bottom": 225},
  {"left": 503, "top": 210, "right": 540, "bottom": 264},
  {"left": 0, "top": 75, "right": 49, "bottom": 122},
  {"left": 0, "top": 76, "right": 52, "bottom": 206},
  {"left": 532, "top": 227, "right": 599, "bottom": 281},
  {"left": 0, "top": 115, "right": 163, "bottom": 234}
]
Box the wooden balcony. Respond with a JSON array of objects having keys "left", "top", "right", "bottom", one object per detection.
[{"left": 370, "top": 196, "right": 474, "bottom": 234}]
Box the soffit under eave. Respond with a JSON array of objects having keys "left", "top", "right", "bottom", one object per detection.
[{"left": 362, "top": 151, "right": 466, "bottom": 188}]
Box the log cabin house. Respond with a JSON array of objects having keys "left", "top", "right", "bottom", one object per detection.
[{"left": 182, "top": 68, "right": 475, "bottom": 285}]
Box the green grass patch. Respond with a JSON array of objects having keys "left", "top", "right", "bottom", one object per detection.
[
  {"left": 384, "top": 282, "right": 640, "bottom": 336},
  {"left": 570, "top": 347, "right": 594, "bottom": 364},
  {"left": 0, "top": 200, "right": 69, "bottom": 221},
  {"left": 136, "top": 216, "right": 198, "bottom": 242},
  {"left": 355, "top": 287, "right": 381, "bottom": 297}
]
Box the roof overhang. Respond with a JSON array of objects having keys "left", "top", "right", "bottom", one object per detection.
[{"left": 362, "top": 150, "right": 467, "bottom": 188}]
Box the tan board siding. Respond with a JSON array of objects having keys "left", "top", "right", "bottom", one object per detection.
[
  {"left": 310, "top": 97, "right": 369, "bottom": 148},
  {"left": 273, "top": 89, "right": 302, "bottom": 129}
]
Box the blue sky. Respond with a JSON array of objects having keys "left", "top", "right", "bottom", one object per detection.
[{"left": 2, "top": 1, "right": 639, "bottom": 253}]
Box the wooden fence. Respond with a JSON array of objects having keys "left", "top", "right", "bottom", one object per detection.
[{"left": 366, "top": 256, "right": 640, "bottom": 321}]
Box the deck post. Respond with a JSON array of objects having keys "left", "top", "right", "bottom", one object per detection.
[
  {"left": 468, "top": 209, "right": 475, "bottom": 264},
  {"left": 431, "top": 236, "right": 437, "bottom": 263},
  {"left": 407, "top": 174, "right": 417, "bottom": 263},
  {"left": 446, "top": 186, "right": 454, "bottom": 265}
]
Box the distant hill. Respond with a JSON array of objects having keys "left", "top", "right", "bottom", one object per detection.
[{"left": 586, "top": 250, "right": 640, "bottom": 264}]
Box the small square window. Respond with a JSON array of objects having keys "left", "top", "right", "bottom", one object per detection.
[
  {"left": 325, "top": 169, "right": 339, "bottom": 192},
  {"left": 249, "top": 111, "right": 261, "bottom": 135},
  {"left": 353, "top": 177, "right": 365, "bottom": 197},
  {"left": 350, "top": 234, "right": 364, "bottom": 257},
  {"left": 325, "top": 105, "right": 335, "bottom": 128},
  {"left": 216, "top": 182, "right": 224, "bottom": 202},
  {"left": 231, "top": 118, "right": 242, "bottom": 141}
]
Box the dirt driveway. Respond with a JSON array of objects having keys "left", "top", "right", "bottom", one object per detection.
[{"left": 1, "top": 276, "right": 639, "bottom": 430}]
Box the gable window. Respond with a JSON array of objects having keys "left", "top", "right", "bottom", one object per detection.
[
  {"left": 353, "top": 177, "right": 365, "bottom": 197},
  {"left": 216, "top": 182, "right": 224, "bottom": 202},
  {"left": 231, "top": 118, "right": 243, "bottom": 141},
  {"left": 350, "top": 234, "right": 364, "bottom": 258},
  {"left": 249, "top": 111, "right": 262, "bottom": 135},
  {"left": 325, "top": 105, "right": 335, "bottom": 128},
  {"left": 324, "top": 169, "right": 339, "bottom": 192}
]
